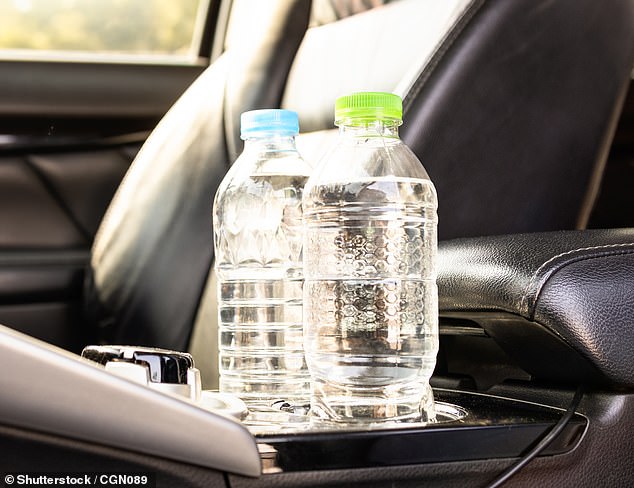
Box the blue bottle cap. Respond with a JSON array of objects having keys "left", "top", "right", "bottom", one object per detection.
[{"left": 240, "top": 109, "right": 299, "bottom": 140}]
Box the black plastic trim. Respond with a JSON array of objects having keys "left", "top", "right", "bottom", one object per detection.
[
  {"left": 439, "top": 312, "right": 607, "bottom": 387},
  {"left": 256, "top": 390, "right": 587, "bottom": 473},
  {"left": 198, "top": 0, "right": 223, "bottom": 59},
  {"left": 0, "top": 61, "right": 206, "bottom": 132}
]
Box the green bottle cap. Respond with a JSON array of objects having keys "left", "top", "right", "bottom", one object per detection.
[{"left": 334, "top": 92, "right": 403, "bottom": 125}]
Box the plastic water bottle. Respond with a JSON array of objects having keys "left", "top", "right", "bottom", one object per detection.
[
  {"left": 303, "top": 92, "right": 438, "bottom": 424},
  {"left": 213, "top": 109, "right": 312, "bottom": 408}
]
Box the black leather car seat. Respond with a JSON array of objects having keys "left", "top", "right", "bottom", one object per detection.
[
  {"left": 85, "top": 0, "right": 634, "bottom": 360},
  {"left": 85, "top": 0, "right": 312, "bottom": 350},
  {"left": 286, "top": 0, "right": 634, "bottom": 239}
]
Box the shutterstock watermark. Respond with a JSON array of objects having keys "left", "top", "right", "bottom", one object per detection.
[{"left": 2, "top": 473, "right": 154, "bottom": 487}]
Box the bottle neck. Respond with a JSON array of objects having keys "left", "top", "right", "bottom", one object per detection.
[
  {"left": 337, "top": 119, "right": 401, "bottom": 139},
  {"left": 242, "top": 134, "right": 298, "bottom": 154}
]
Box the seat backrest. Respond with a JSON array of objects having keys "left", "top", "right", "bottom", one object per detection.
[
  {"left": 401, "top": 0, "right": 634, "bottom": 239},
  {"left": 87, "top": 0, "right": 634, "bottom": 355},
  {"left": 285, "top": 0, "right": 634, "bottom": 240}
]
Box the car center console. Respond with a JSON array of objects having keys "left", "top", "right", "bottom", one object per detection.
[
  {"left": 0, "top": 323, "right": 587, "bottom": 478},
  {"left": 0, "top": 228, "right": 633, "bottom": 487}
]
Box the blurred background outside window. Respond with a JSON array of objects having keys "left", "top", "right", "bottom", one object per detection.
[{"left": 0, "top": 0, "right": 208, "bottom": 62}]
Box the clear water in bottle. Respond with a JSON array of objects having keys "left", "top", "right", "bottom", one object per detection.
[
  {"left": 303, "top": 93, "right": 439, "bottom": 424},
  {"left": 213, "top": 110, "right": 312, "bottom": 408}
]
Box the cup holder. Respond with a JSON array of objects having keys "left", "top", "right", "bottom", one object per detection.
[
  {"left": 244, "top": 399, "right": 468, "bottom": 436},
  {"left": 250, "top": 389, "right": 587, "bottom": 473}
]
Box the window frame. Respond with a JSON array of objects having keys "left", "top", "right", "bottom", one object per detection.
[{"left": 0, "top": 0, "right": 223, "bottom": 136}]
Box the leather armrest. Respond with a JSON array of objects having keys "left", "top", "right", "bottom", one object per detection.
[{"left": 437, "top": 229, "right": 634, "bottom": 388}]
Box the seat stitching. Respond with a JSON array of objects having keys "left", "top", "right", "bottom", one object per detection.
[
  {"left": 403, "top": 0, "right": 485, "bottom": 114},
  {"left": 520, "top": 243, "right": 634, "bottom": 318}
]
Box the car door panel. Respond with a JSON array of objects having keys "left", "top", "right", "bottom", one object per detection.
[
  {"left": 0, "top": 142, "right": 140, "bottom": 349},
  {"left": 0, "top": 61, "right": 206, "bottom": 127},
  {"left": 0, "top": 0, "right": 213, "bottom": 349},
  {"left": 0, "top": 155, "right": 87, "bottom": 247}
]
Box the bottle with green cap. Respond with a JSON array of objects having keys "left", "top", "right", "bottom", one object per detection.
[
  {"left": 213, "top": 109, "right": 312, "bottom": 408},
  {"left": 303, "top": 92, "right": 438, "bottom": 424}
]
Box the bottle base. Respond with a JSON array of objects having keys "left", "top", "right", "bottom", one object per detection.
[
  {"left": 309, "top": 379, "right": 436, "bottom": 425},
  {"left": 219, "top": 377, "right": 310, "bottom": 409}
]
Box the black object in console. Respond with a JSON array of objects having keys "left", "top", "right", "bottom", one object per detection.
[
  {"left": 81, "top": 345, "right": 194, "bottom": 384},
  {"left": 437, "top": 228, "right": 634, "bottom": 388}
]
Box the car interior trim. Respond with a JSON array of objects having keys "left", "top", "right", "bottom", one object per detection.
[
  {"left": 255, "top": 389, "right": 587, "bottom": 473},
  {"left": 401, "top": 0, "right": 484, "bottom": 111},
  {"left": 0, "top": 324, "right": 261, "bottom": 477},
  {"left": 0, "top": 133, "right": 148, "bottom": 154},
  {"left": 575, "top": 77, "right": 633, "bottom": 230},
  {"left": 0, "top": 61, "right": 206, "bottom": 119},
  {"left": 485, "top": 386, "right": 585, "bottom": 488}
]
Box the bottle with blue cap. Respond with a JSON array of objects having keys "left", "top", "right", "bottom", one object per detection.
[{"left": 213, "top": 109, "right": 312, "bottom": 408}]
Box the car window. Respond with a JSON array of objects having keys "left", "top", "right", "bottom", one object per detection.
[{"left": 0, "top": 0, "right": 210, "bottom": 63}]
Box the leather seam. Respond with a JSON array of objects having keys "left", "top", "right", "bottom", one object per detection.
[
  {"left": 521, "top": 243, "right": 634, "bottom": 319},
  {"left": 22, "top": 155, "right": 92, "bottom": 244},
  {"left": 402, "top": 0, "right": 485, "bottom": 115}
]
